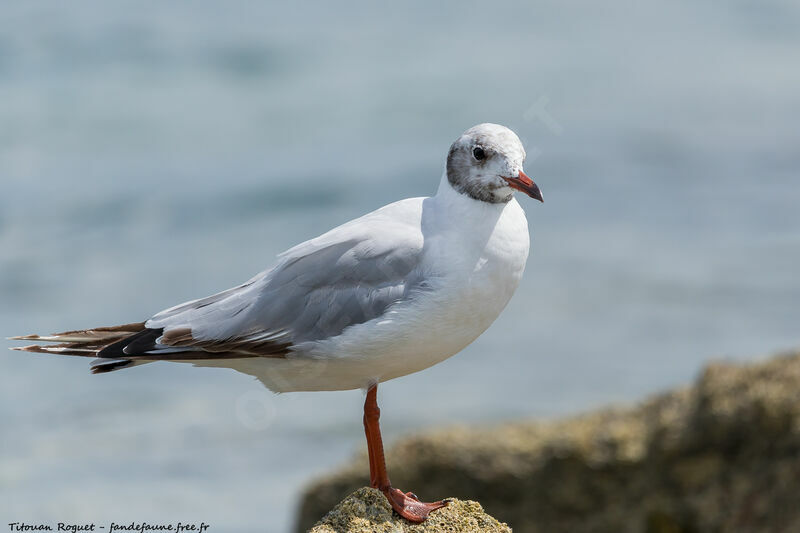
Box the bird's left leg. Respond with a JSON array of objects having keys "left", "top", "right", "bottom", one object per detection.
[{"left": 362, "top": 383, "right": 448, "bottom": 522}]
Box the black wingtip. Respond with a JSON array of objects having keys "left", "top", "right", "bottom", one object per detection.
[
  {"left": 91, "top": 359, "right": 134, "bottom": 374},
  {"left": 97, "top": 328, "right": 163, "bottom": 359}
]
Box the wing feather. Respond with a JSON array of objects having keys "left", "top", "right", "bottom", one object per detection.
[
  {"left": 12, "top": 199, "right": 427, "bottom": 369},
  {"left": 144, "top": 197, "right": 426, "bottom": 357}
]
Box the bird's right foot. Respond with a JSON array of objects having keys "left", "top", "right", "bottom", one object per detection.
[{"left": 381, "top": 486, "right": 448, "bottom": 522}]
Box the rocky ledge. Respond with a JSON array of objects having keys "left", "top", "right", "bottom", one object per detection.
[
  {"left": 298, "top": 351, "right": 800, "bottom": 533},
  {"left": 309, "top": 487, "right": 510, "bottom": 533}
]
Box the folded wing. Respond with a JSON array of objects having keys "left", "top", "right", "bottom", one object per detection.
[{"left": 12, "top": 199, "right": 427, "bottom": 373}]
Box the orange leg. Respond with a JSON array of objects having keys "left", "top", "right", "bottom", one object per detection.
[{"left": 363, "top": 383, "right": 448, "bottom": 522}]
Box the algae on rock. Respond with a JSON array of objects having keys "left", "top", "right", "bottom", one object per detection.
[
  {"left": 298, "top": 351, "right": 800, "bottom": 533},
  {"left": 309, "top": 487, "right": 511, "bottom": 533}
]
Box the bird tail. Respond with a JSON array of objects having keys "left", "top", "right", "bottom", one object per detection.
[{"left": 9, "top": 322, "right": 148, "bottom": 374}]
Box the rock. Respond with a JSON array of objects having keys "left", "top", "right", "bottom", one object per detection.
[
  {"left": 297, "top": 351, "right": 800, "bottom": 533},
  {"left": 309, "top": 487, "right": 511, "bottom": 533}
]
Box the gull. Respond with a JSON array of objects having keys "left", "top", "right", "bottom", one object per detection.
[{"left": 11, "top": 123, "right": 542, "bottom": 522}]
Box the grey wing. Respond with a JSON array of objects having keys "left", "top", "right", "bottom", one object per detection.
[
  {"left": 12, "top": 199, "right": 428, "bottom": 374},
  {"left": 138, "top": 211, "right": 426, "bottom": 358}
]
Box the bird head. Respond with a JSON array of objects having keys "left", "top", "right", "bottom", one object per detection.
[{"left": 446, "top": 123, "right": 543, "bottom": 204}]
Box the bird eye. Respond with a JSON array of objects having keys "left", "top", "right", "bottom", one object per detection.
[{"left": 472, "top": 147, "right": 486, "bottom": 161}]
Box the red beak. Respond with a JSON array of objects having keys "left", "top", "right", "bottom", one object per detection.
[{"left": 503, "top": 170, "right": 543, "bottom": 202}]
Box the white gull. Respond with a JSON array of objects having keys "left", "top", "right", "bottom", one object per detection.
[{"left": 11, "top": 122, "right": 543, "bottom": 522}]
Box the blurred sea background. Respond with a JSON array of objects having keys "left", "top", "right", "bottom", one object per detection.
[{"left": 1, "top": 1, "right": 798, "bottom": 532}]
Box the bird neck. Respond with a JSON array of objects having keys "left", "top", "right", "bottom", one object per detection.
[{"left": 433, "top": 172, "right": 511, "bottom": 224}]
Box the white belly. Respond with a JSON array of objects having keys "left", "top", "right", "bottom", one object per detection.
[{"left": 235, "top": 198, "right": 531, "bottom": 392}]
